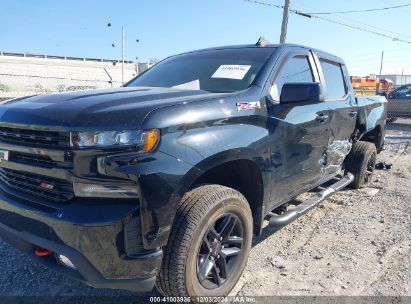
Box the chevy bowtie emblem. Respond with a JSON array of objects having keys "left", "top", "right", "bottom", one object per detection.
[{"left": 0, "top": 150, "right": 9, "bottom": 162}]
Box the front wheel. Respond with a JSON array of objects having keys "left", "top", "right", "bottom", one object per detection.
[{"left": 157, "top": 185, "right": 253, "bottom": 298}]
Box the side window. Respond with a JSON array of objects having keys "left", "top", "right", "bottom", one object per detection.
[
  {"left": 270, "top": 55, "right": 314, "bottom": 100},
  {"left": 394, "top": 85, "right": 411, "bottom": 98},
  {"left": 320, "top": 59, "right": 347, "bottom": 100}
]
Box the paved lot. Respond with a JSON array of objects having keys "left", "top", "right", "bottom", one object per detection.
[{"left": 0, "top": 121, "right": 410, "bottom": 302}]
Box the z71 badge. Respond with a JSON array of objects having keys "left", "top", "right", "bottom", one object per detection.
[{"left": 236, "top": 101, "right": 261, "bottom": 111}]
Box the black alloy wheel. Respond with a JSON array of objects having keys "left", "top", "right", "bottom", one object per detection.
[
  {"left": 197, "top": 213, "right": 244, "bottom": 289},
  {"left": 157, "top": 184, "right": 253, "bottom": 298}
]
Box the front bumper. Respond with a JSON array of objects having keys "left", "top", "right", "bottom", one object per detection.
[{"left": 0, "top": 191, "right": 162, "bottom": 292}]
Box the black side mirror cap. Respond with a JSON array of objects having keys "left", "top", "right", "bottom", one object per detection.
[{"left": 280, "top": 82, "right": 324, "bottom": 104}]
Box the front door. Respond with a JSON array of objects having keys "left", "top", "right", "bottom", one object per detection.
[{"left": 266, "top": 49, "right": 330, "bottom": 208}]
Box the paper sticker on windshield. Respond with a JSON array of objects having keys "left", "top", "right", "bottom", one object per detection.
[{"left": 212, "top": 65, "right": 251, "bottom": 80}]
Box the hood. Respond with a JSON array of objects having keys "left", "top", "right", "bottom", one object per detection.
[{"left": 0, "top": 87, "right": 229, "bottom": 130}]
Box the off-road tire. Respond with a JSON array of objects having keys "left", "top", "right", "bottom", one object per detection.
[
  {"left": 156, "top": 185, "right": 253, "bottom": 298},
  {"left": 345, "top": 141, "right": 377, "bottom": 189}
]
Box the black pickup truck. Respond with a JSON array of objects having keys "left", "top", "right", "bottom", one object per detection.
[{"left": 0, "top": 40, "right": 386, "bottom": 298}]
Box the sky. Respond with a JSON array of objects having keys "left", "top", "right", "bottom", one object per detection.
[{"left": 0, "top": 0, "right": 410, "bottom": 76}]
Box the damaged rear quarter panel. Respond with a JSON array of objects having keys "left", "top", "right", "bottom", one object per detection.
[{"left": 356, "top": 96, "right": 387, "bottom": 136}]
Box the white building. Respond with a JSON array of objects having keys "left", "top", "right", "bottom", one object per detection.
[{"left": 378, "top": 74, "right": 411, "bottom": 87}]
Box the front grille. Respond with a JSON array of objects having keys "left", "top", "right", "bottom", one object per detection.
[
  {"left": 0, "top": 127, "right": 69, "bottom": 148},
  {"left": 0, "top": 168, "right": 74, "bottom": 204},
  {"left": 10, "top": 151, "right": 72, "bottom": 169}
]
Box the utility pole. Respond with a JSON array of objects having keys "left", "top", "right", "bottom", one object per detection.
[
  {"left": 401, "top": 67, "right": 405, "bottom": 85},
  {"left": 280, "top": 0, "right": 290, "bottom": 44},
  {"left": 107, "top": 23, "right": 139, "bottom": 85},
  {"left": 122, "top": 26, "right": 125, "bottom": 85},
  {"left": 379, "top": 51, "right": 384, "bottom": 76},
  {"left": 377, "top": 51, "right": 384, "bottom": 94}
]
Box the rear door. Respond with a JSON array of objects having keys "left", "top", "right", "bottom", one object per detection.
[{"left": 313, "top": 54, "right": 357, "bottom": 178}]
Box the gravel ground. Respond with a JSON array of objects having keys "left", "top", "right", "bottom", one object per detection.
[{"left": 0, "top": 122, "right": 410, "bottom": 302}]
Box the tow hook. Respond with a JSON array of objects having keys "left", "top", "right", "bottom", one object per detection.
[{"left": 34, "top": 247, "right": 54, "bottom": 257}]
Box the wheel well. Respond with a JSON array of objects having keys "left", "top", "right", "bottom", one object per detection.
[
  {"left": 360, "top": 125, "right": 385, "bottom": 153},
  {"left": 190, "top": 159, "right": 264, "bottom": 234}
]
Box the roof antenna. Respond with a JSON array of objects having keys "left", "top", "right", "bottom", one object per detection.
[{"left": 256, "top": 36, "right": 268, "bottom": 47}]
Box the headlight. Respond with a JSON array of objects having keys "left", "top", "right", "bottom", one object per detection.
[{"left": 70, "top": 129, "right": 160, "bottom": 152}]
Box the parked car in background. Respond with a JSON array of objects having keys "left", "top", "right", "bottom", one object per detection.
[{"left": 387, "top": 83, "right": 411, "bottom": 120}]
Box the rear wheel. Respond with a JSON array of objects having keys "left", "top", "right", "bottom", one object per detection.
[
  {"left": 157, "top": 185, "right": 253, "bottom": 298},
  {"left": 345, "top": 141, "right": 377, "bottom": 189}
]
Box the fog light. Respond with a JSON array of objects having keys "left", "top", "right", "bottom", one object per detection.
[
  {"left": 73, "top": 183, "right": 138, "bottom": 198},
  {"left": 57, "top": 254, "right": 76, "bottom": 269}
]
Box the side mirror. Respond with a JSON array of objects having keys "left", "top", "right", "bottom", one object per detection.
[{"left": 280, "top": 82, "right": 324, "bottom": 104}]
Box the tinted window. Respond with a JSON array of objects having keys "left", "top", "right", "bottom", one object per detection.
[
  {"left": 320, "top": 60, "right": 346, "bottom": 99},
  {"left": 275, "top": 56, "right": 314, "bottom": 95},
  {"left": 126, "top": 48, "right": 274, "bottom": 93}
]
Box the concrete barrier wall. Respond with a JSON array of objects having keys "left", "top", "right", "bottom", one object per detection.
[{"left": 0, "top": 53, "right": 147, "bottom": 99}]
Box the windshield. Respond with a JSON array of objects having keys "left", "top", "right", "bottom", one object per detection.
[{"left": 126, "top": 48, "right": 274, "bottom": 93}]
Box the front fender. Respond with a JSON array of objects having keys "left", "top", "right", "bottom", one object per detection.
[
  {"left": 106, "top": 147, "right": 267, "bottom": 250},
  {"left": 131, "top": 94, "right": 271, "bottom": 248},
  {"left": 142, "top": 92, "right": 270, "bottom": 167},
  {"left": 104, "top": 149, "right": 202, "bottom": 249}
]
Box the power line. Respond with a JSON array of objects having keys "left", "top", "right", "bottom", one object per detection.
[
  {"left": 311, "top": 14, "right": 411, "bottom": 44},
  {"left": 242, "top": 0, "right": 282, "bottom": 9},
  {"left": 323, "top": 10, "right": 411, "bottom": 39},
  {"left": 241, "top": 0, "right": 311, "bottom": 17},
  {"left": 380, "top": 0, "right": 411, "bottom": 16},
  {"left": 307, "top": 3, "right": 411, "bottom": 14},
  {"left": 240, "top": 0, "right": 411, "bottom": 44},
  {"left": 291, "top": 0, "right": 411, "bottom": 39}
]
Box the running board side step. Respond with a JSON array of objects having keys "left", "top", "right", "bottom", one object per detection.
[{"left": 268, "top": 173, "right": 354, "bottom": 228}]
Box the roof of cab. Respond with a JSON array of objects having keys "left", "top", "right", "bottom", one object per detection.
[{"left": 181, "top": 43, "right": 345, "bottom": 65}]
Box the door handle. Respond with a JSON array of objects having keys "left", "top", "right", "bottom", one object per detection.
[
  {"left": 316, "top": 113, "right": 328, "bottom": 123},
  {"left": 349, "top": 111, "right": 357, "bottom": 117}
]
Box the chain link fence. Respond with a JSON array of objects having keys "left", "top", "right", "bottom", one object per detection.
[{"left": 0, "top": 52, "right": 145, "bottom": 101}]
